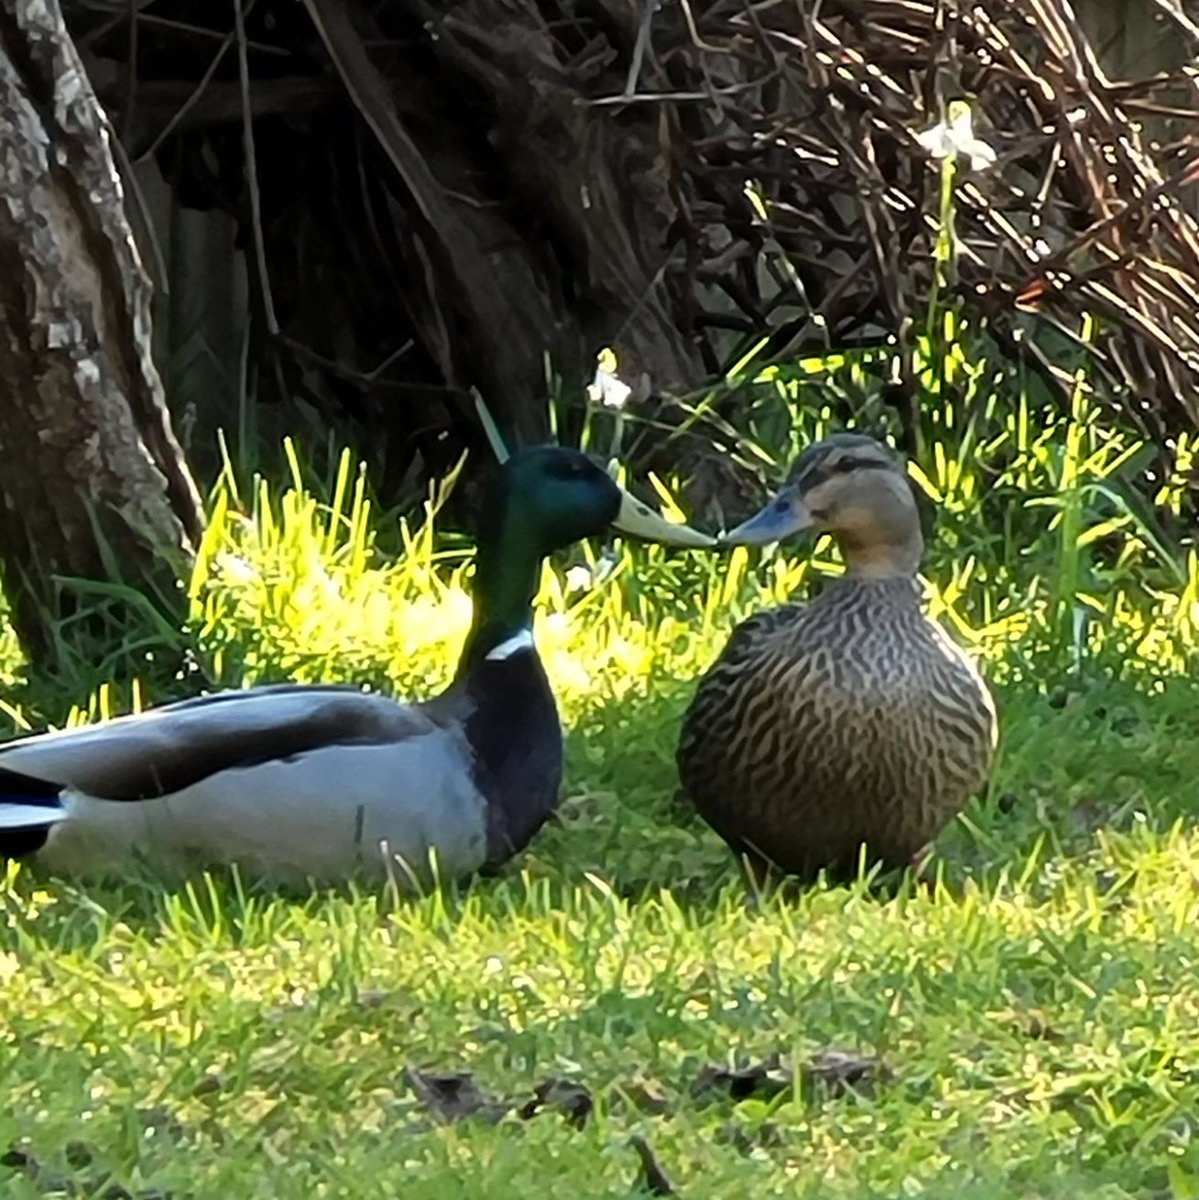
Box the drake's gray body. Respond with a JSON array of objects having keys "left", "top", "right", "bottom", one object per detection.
[{"left": 0, "top": 647, "right": 561, "bottom": 887}]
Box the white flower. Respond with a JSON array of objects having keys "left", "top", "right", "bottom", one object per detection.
[
  {"left": 586, "top": 347, "right": 633, "bottom": 410},
  {"left": 564, "top": 563, "right": 594, "bottom": 593},
  {"left": 917, "top": 100, "right": 997, "bottom": 172},
  {"left": 215, "top": 552, "right": 257, "bottom": 584},
  {"left": 565, "top": 551, "right": 618, "bottom": 595},
  {"left": 587, "top": 366, "right": 632, "bottom": 410}
]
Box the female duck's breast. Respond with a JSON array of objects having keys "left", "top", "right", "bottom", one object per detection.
[
  {"left": 682, "top": 596, "right": 994, "bottom": 870},
  {"left": 43, "top": 732, "right": 489, "bottom": 886}
]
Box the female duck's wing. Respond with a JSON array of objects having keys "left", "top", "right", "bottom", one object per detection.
[
  {"left": 675, "top": 602, "right": 806, "bottom": 790},
  {"left": 709, "top": 602, "right": 806, "bottom": 669},
  {"left": 0, "top": 685, "right": 440, "bottom": 801}
]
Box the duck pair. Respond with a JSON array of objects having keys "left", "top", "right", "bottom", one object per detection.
[{"left": 0, "top": 435, "right": 996, "bottom": 890}]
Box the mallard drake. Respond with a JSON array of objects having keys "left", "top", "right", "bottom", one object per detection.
[
  {"left": 0, "top": 446, "right": 714, "bottom": 888},
  {"left": 676, "top": 433, "right": 997, "bottom": 884}
]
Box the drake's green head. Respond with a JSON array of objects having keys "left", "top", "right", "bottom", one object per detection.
[
  {"left": 462, "top": 446, "right": 713, "bottom": 669},
  {"left": 490, "top": 446, "right": 715, "bottom": 554}
]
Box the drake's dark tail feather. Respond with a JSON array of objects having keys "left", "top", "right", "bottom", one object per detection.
[
  {"left": 0, "top": 765, "right": 65, "bottom": 859},
  {"left": 0, "top": 826, "right": 54, "bottom": 857}
]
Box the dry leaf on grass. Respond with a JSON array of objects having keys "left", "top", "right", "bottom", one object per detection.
[
  {"left": 630, "top": 1135, "right": 676, "bottom": 1196},
  {"left": 693, "top": 1049, "right": 891, "bottom": 1103},
  {"left": 404, "top": 1068, "right": 510, "bottom": 1125},
  {"left": 517, "top": 1078, "right": 593, "bottom": 1129}
]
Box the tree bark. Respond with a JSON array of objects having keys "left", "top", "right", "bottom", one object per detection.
[{"left": 0, "top": 0, "right": 203, "bottom": 667}]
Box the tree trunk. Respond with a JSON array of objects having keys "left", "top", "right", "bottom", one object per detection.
[{"left": 0, "top": 0, "right": 203, "bottom": 669}]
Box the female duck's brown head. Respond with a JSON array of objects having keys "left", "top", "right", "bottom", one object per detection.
[{"left": 720, "top": 434, "right": 923, "bottom": 578}]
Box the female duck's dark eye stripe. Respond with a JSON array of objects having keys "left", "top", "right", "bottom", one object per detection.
[
  {"left": 790, "top": 446, "right": 892, "bottom": 487},
  {"left": 827, "top": 457, "right": 889, "bottom": 475}
]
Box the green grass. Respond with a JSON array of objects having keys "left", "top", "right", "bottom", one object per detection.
[{"left": 3, "top": 390, "right": 1199, "bottom": 1196}]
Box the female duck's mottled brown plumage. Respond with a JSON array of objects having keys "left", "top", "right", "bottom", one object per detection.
[{"left": 677, "top": 433, "right": 997, "bottom": 882}]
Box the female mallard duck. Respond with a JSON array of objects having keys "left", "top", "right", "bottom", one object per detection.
[
  {"left": 676, "top": 433, "right": 997, "bottom": 884},
  {"left": 0, "top": 446, "right": 713, "bottom": 887}
]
